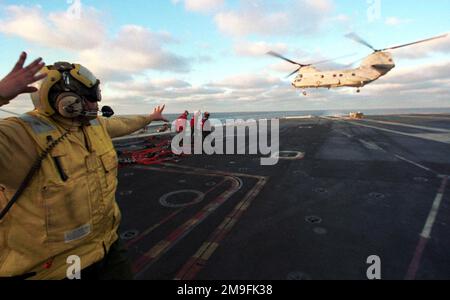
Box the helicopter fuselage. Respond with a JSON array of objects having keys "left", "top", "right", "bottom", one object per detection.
[
  {"left": 292, "top": 51, "right": 396, "bottom": 90},
  {"left": 269, "top": 33, "right": 447, "bottom": 93}
]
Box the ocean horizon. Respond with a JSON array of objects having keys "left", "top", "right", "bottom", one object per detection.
[
  {"left": 144, "top": 107, "right": 450, "bottom": 123},
  {"left": 2, "top": 107, "right": 450, "bottom": 121}
]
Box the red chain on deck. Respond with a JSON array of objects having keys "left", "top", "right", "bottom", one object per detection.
[{"left": 118, "top": 136, "right": 185, "bottom": 166}]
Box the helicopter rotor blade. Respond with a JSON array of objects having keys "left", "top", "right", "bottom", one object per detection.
[
  {"left": 286, "top": 67, "right": 302, "bottom": 78},
  {"left": 267, "top": 51, "right": 307, "bottom": 66},
  {"left": 309, "top": 53, "right": 357, "bottom": 66},
  {"left": 345, "top": 33, "right": 377, "bottom": 51},
  {"left": 342, "top": 55, "right": 368, "bottom": 68},
  {"left": 381, "top": 34, "right": 448, "bottom": 51}
]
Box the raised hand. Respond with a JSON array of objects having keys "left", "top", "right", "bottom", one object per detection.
[
  {"left": 0, "top": 52, "right": 47, "bottom": 103},
  {"left": 150, "top": 105, "right": 168, "bottom": 122}
]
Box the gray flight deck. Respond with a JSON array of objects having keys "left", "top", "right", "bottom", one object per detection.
[{"left": 114, "top": 114, "right": 450, "bottom": 280}]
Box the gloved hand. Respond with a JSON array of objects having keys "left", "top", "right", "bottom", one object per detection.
[{"left": 0, "top": 52, "right": 47, "bottom": 105}]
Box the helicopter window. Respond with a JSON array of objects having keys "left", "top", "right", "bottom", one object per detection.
[
  {"left": 352, "top": 73, "right": 356, "bottom": 76},
  {"left": 321, "top": 75, "right": 325, "bottom": 79},
  {"left": 339, "top": 74, "right": 343, "bottom": 77},
  {"left": 333, "top": 74, "right": 337, "bottom": 77}
]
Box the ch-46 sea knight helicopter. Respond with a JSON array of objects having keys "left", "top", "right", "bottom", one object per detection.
[{"left": 268, "top": 33, "right": 448, "bottom": 95}]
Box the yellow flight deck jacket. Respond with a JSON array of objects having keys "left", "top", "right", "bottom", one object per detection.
[{"left": 0, "top": 108, "right": 153, "bottom": 279}]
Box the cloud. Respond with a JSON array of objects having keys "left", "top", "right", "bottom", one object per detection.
[
  {"left": 234, "top": 41, "right": 288, "bottom": 57},
  {"left": 371, "top": 62, "right": 450, "bottom": 86},
  {"left": 214, "top": 0, "right": 334, "bottom": 37},
  {"left": 392, "top": 34, "right": 450, "bottom": 59},
  {"left": 207, "top": 74, "right": 283, "bottom": 90},
  {"left": 79, "top": 25, "right": 190, "bottom": 80},
  {"left": 1, "top": 2, "right": 448, "bottom": 116},
  {"left": 101, "top": 73, "right": 288, "bottom": 112},
  {"left": 172, "top": 0, "right": 224, "bottom": 13},
  {"left": 108, "top": 78, "right": 192, "bottom": 93},
  {"left": 385, "top": 17, "right": 412, "bottom": 26},
  {"left": 99, "top": 60, "right": 450, "bottom": 114},
  {"left": 105, "top": 77, "right": 226, "bottom": 102},
  {"left": 0, "top": 5, "right": 190, "bottom": 81},
  {"left": 269, "top": 61, "right": 300, "bottom": 74},
  {"left": 347, "top": 62, "right": 450, "bottom": 110},
  {"left": 3, "top": 62, "right": 449, "bottom": 117},
  {"left": 330, "top": 14, "right": 350, "bottom": 23},
  {"left": 0, "top": 5, "right": 105, "bottom": 50}
]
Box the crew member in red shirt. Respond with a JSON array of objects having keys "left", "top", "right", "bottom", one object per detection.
[
  {"left": 202, "top": 112, "right": 211, "bottom": 141},
  {"left": 176, "top": 110, "right": 189, "bottom": 133}
]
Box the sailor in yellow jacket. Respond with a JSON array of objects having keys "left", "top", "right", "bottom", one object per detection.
[{"left": 0, "top": 54, "right": 167, "bottom": 280}]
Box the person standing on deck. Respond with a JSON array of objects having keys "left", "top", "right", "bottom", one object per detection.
[{"left": 0, "top": 55, "right": 167, "bottom": 280}]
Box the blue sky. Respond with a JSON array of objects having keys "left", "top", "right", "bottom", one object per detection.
[{"left": 0, "top": 0, "right": 449, "bottom": 116}]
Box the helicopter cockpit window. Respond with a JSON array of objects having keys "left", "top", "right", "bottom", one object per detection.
[{"left": 352, "top": 73, "right": 356, "bottom": 76}]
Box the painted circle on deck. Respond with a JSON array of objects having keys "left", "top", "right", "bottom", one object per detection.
[{"left": 159, "top": 190, "right": 205, "bottom": 208}]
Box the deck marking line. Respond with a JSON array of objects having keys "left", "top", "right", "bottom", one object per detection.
[
  {"left": 394, "top": 155, "right": 433, "bottom": 173},
  {"left": 132, "top": 177, "right": 241, "bottom": 278},
  {"left": 358, "top": 139, "right": 385, "bottom": 152},
  {"left": 422, "top": 176, "right": 448, "bottom": 239},
  {"left": 344, "top": 120, "right": 450, "bottom": 144},
  {"left": 405, "top": 176, "right": 448, "bottom": 280},
  {"left": 128, "top": 164, "right": 267, "bottom": 278},
  {"left": 163, "top": 163, "right": 267, "bottom": 180},
  {"left": 126, "top": 178, "right": 227, "bottom": 248},
  {"left": 362, "top": 119, "right": 450, "bottom": 133},
  {"left": 175, "top": 177, "right": 268, "bottom": 280}
]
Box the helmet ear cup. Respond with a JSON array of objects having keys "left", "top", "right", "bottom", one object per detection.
[{"left": 55, "top": 92, "right": 84, "bottom": 118}]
